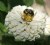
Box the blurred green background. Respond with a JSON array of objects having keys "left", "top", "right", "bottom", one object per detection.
[{"left": 0, "top": 0, "right": 50, "bottom": 45}]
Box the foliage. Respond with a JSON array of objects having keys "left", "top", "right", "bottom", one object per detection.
[
  {"left": 23, "top": 0, "right": 33, "bottom": 6},
  {"left": 0, "top": 0, "right": 45, "bottom": 13},
  {"left": 0, "top": 1, "right": 7, "bottom": 12},
  {"left": 0, "top": 22, "right": 8, "bottom": 35}
]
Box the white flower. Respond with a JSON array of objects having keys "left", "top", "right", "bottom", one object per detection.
[{"left": 5, "top": 5, "right": 50, "bottom": 41}]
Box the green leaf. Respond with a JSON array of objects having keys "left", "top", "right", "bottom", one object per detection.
[
  {"left": 7, "top": 0, "right": 25, "bottom": 8},
  {"left": 23, "top": 0, "right": 33, "bottom": 6},
  {"left": 0, "top": 1, "right": 7, "bottom": 12},
  {"left": 36, "top": 0, "right": 45, "bottom": 5},
  {"left": 0, "top": 22, "right": 8, "bottom": 35}
]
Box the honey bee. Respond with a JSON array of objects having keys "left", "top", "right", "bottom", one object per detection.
[{"left": 22, "top": 9, "right": 34, "bottom": 22}]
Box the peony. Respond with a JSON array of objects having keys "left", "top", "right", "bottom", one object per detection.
[{"left": 5, "top": 5, "right": 50, "bottom": 41}]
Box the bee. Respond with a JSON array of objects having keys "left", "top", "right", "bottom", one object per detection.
[{"left": 22, "top": 9, "right": 34, "bottom": 22}]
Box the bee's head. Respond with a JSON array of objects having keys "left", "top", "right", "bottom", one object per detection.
[
  {"left": 22, "top": 9, "right": 34, "bottom": 22},
  {"left": 24, "top": 9, "right": 34, "bottom": 16}
]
